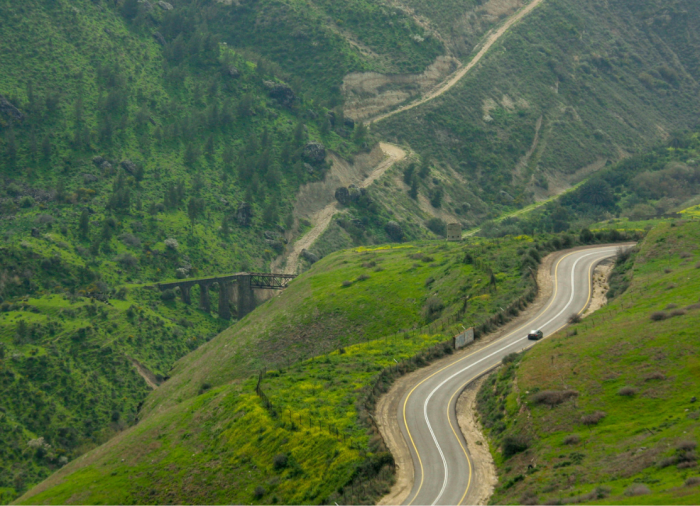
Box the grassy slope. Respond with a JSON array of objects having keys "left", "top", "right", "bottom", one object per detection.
[
  {"left": 375, "top": 0, "right": 700, "bottom": 220},
  {"left": 477, "top": 220, "right": 700, "bottom": 504},
  {"left": 16, "top": 234, "right": 546, "bottom": 505},
  {"left": 142, "top": 237, "right": 537, "bottom": 415},
  {"left": 0, "top": 258, "right": 223, "bottom": 502}
]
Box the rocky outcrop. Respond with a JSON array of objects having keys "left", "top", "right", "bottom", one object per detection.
[
  {"left": 0, "top": 95, "right": 23, "bottom": 121},
  {"left": 120, "top": 160, "right": 137, "bottom": 175},
  {"left": 153, "top": 32, "right": 166, "bottom": 46},
  {"left": 385, "top": 221, "right": 404, "bottom": 242},
  {"left": 226, "top": 66, "right": 241, "bottom": 78},
  {"left": 236, "top": 202, "right": 252, "bottom": 227},
  {"left": 157, "top": 1, "right": 173, "bottom": 10},
  {"left": 92, "top": 156, "right": 113, "bottom": 171},
  {"left": 263, "top": 80, "right": 295, "bottom": 108},
  {"left": 303, "top": 142, "right": 326, "bottom": 165}
]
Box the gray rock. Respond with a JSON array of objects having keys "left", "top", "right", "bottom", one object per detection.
[
  {"left": 326, "top": 111, "right": 336, "bottom": 127},
  {"left": 226, "top": 66, "right": 241, "bottom": 78},
  {"left": 153, "top": 32, "right": 166, "bottom": 46},
  {"left": 303, "top": 142, "right": 326, "bottom": 165},
  {"left": 304, "top": 163, "right": 315, "bottom": 174},
  {"left": 82, "top": 174, "right": 99, "bottom": 184},
  {"left": 236, "top": 202, "right": 252, "bottom": 227},
  {"left": 263, "top": 230, "right": 281, "bottom": 241},
  {"left": 157, "top": 0, "right": 173, "bottom": 10},
  {"left": 92, "top": 156, "right": 106, "bottom": 167},
  {"left": 0, "top": 95, "right": 23, "bottom": 121},
  {"left": 307, "top": 109, "right": 318, "bottom": 119},
  {"left": 263, "top": 80, "right": 296, "bottom": 108},
  {"left": 301, "top": 249, "right": 319, "bottom": 264},
  {"left": 100, "top": 160, "right": 113, "bottom": 171},
  {"left": 385, "top": 221, "right": 404, "bottom": 241},
  {"left": 121, "top": 160, "right": 137, "bottom": 174}
]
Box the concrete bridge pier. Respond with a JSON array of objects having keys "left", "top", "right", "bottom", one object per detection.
[
  {"left": 218, "top": 282, "right": 235, "bottom": 320},
  {"left": 180, "top": 285, "right": 192, "bottom": 305},
  {"left": 199, "top": 283, "right": 211, "bottom": 313},
  {"left": 237, "top": 274, "right": 255, "bottom": 318}
]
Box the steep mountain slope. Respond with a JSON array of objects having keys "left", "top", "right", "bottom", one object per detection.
[
  {"left": 16, "top": 235, "right": 558, "bottom": 504},
  {"left": 477, "top": 220, "right": 700, "bottom": 504},
  {"left": 372, "top": 0, "right": 700, "bottom": 225}
]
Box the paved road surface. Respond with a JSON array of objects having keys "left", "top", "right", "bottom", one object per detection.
[{"left": 399, "top": 246, "right": 620, "bottom": 505}]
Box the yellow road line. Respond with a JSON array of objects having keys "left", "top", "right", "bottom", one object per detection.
[
  {"left": 447, "top": 248, "right": 605, "bottom": 504},
  {"left": 403, "top": 250, "right": 575, "bottom": 505}
]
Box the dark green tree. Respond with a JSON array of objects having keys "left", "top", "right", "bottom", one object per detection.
[{"left": 79, "top": 209, "right": 90, "bottom": 239}]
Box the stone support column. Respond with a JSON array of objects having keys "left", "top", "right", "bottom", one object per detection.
[
  {"left": 218, "top": 282, "right": 233, "bottom": 320},
  {"left": 180, "top": 285, "right": 191, "bottom": 305},
  {"left": 236, "top": 274, "right": 256, "bottom": 318},
  {"left": 199, "top": 283, "right": 211, "bottom": 313}
]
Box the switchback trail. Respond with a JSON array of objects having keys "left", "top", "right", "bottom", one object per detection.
[
  {"left": 368, "top": 0, "right": 546, "bottom": 125},
  {"left": 378, "top": 245, "right": 626, "bottom": 505},
  {"left": 282, "top": 142, "right": 406, "bottom": 274}
]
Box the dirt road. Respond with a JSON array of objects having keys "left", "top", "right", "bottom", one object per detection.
[
  {"left": 282, "top": 142, "right": 406, "bottom": 274},
  {"left": 368, "top": 0, "right": 545, "bottom": 125}
]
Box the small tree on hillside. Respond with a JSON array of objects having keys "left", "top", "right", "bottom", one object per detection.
[{"left": 78, "top": 209, "right": 90, "bottom": 239}]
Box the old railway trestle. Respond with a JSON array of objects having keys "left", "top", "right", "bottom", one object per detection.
[{"left": 156, "top": 272, "right": 296, "bottom": 320}]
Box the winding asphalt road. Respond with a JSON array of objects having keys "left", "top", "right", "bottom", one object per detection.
[{"left": 399, "top": 246, "right": 621, "bottom": 505}]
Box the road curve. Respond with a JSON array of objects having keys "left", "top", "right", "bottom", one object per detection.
[{"left": 399, "top": 245, "right": 620, "bottom": 505}]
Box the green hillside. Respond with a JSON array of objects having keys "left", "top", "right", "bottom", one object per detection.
[
  {"left": 477, "top": 220, "right": 700, "bottom": 504},
  {"left": 374, "top": 0, "right": 700, "bottom": 223},
  {"left": 477, "top": 129, "right": 700, "bottom": 237},
  {"left": 12, "top": 232, "right": 639, "bottom": 505}
]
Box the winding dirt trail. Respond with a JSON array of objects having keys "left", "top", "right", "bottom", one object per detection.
[
  {"left": 282, "top": 142, "right": 406, "bottom": 274},
  {"left": 368, "top": 0, "right": 546, "bottom": 125}
]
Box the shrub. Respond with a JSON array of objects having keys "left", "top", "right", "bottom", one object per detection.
[
  {"left": 677, "top": 440, "right": 698, "bottom": 452},
  {"left": 19, "top": 196, "right": 35, "bottom": 208},
  {"left": 161, "top": 289, "right": 176, "bottom": 301},
  {"left": 532, "top": 390, "right": 579, "bottom": 406},
  {"left": 120, "top": 233, "right": 141, "bottom": 247},
  {"left": 581, "top": 411, "right": 606, "bottom": 426},
  {"left": 422, "top": 296, "right": 444, "bottom": 322},
  {"left": 35, "top": 214, "right": 55, "bottom": 225},
  {"left": 650, "top": 311, "right": 668, "bottom": 321},
  {"left": 617, "top": 386, "right": 638, "bottom": 396},
  {"left": 115, "top": 253, "right": 139, "bottom": 270},
  {"left": 356, "top": 274, "right": 370, "bottom": 282},
  {"left": 686, "top": 303, "right": 700, "bottom": 311},
  {"left": 502, "top": 353, "right": 519, "bottom": 365},
  {"left": 665, "top": 303, "right": 678, "bottom": 310},
  {"left": 253, "top": 486, "right": 265, "bottom": 499},
  {"left": 685, "top": 476, "right": 700, "bottom": 487},
  {"left": 425, "top": 217, "right": 446, "bottom": 237},
  {"left": 341, "top": 280, "right": 352, "bottom": 287},
  {"left": 502, "top": 435, "right": 529, "bottom": 457},
  {"left": 568, "top": 313, "right": 581, "bottom": 324},
  {"left": 624, "top": 484, "right": 651, "bottom": 496},
  {"left": 563, "top": 434, "right": 581, "bottom": 445},
  {"left": 164, "top": 238, "right": 179, "bottom": 250},
  {"left": 678, "top": 461, "right": 697, "bottom": 469},
  {"left": 664, "top": 268, "right": 673, "bottom": 274},
  {"left": 644, "top": 371, "right": 666, "bottom": 381},
  {"left": 657, "top": 456, "right": 678, "bottom": 468},
  {"left": 670, "top": 308, "right": 687, "bottom": 317},
  {"left": 273, "top": 453, "right": 288, "bottom": 470},
  {"left": 425, "top": 277, "right": 435, "bottom": 286},
  {"left": 421, "top": 256, "right": 435, "bottom": 263}
]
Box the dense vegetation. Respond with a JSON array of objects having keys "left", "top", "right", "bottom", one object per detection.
[
  {"left": 375, "top": 0, "right": 700, "bottom": 224},
  {"left": 478, "top": 130, "right": 700, "bottom": 237},
  {"left": 16, "top": 233, "right": 592, "bottom": 504},
  {"left": 477, "top": 220, "right": 700, "bottom": 504}
]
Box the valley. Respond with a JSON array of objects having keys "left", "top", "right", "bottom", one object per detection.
[{"left": 1, "top": 0, "right": 699, "bottom": 504}]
